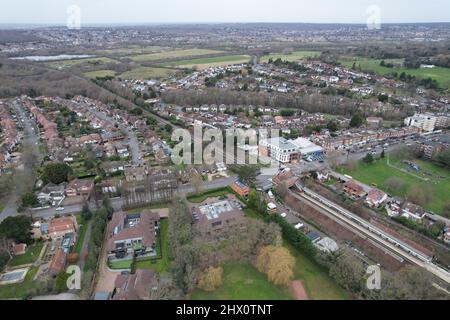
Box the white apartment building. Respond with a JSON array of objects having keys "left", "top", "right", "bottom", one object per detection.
[{"left": 404, "top": 113, "right": 437, "bottom": 132}]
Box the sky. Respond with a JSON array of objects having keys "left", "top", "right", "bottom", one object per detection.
[{"left": 1, "top": 0, "right": 449, "bottom": 25}]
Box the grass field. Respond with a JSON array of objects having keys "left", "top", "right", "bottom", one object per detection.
[
  {"left": 119, "top": 67, "right": 176, "bottom": 80},
  {"left": 339, "top": 156, "right": 450, "bottom": 215},
  {"left": 84, "top": 69, "right": 117, "bottom": 79},
  {"left": 74, "top": 224, "right": 88, "bottom": 255},
  {"left": 8, "top": 244, "right": 43, "bottom": 267},
  {"left": 190, "top": 262, "right": 292, "bottom": 300},
  {"left": 241, "top": 209, "right": 348, "bottom": 300},
  {"left": 162, "top": 55, "right": 250, "bottom": 69},
  {"left": 109, "top": 259, "right": 134, "bottom": 270},
  {"left": 186, "top": 187, "right": 230, "bottom": 203},
  {"left": 260, "top": 51, "right": 321, "bottom": 63},
  {"left": 130, "top": 49, "right": 223, "bottom": 62},
  {"left": 133, "top": 219, "right": 170, "bottom": 274},
  {"left": 0, "top": 266, "right": 41, "bottom": 299},
  {"left": 340, "top": 57, "right": 450, "bottom": 90},
  {"left": 47, "top": 57, "right": 117, "bottom": 69},
  {"left": 92, "top": 46, "right": 164, "bottom": 56}
]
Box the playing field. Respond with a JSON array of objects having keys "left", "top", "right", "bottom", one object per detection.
[
  {"left": 339, "top": 157, "right": 450, "bottom": 215},
  {"left": 119, "top": 67, "right": 176, "bottom": 79},
  {"left": 130, "top": 49, "right": 223, "bottom": 62},
  {"left": 84, "top": 69, "right": 117, "bottom": 79},
  {"left": 260, "top": 51, "right": 321, "bottom": 63},
  {"left": 340, "top": 57, "right": 450, "bottom": 89},
  {"left": 162, "top": 55, "right": 250, "bottom": 69},
  {"left": 91, "top": 46, "right": 164, "bottom": 56}
]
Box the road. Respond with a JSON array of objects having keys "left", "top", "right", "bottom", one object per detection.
[
  {"left": 0, "top": 100, "right": 43, "bottom": 222},
  {"left": 29, "top": 176, "right": 237, "bottom": 219},
  {"left": 294, "top": 185, "right": 450, "bottom": 285}
]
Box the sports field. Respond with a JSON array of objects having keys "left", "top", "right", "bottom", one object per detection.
[
  {"left": 130, "top": 49, "right": 223, "bottom": 62},
  {"left": 339, "top": 156, "right": 450, "bottom": 215},
  {"left": 260, "top": 51, "right": 321, "bottom": 63},
  {"left": 47, "top": 57, "right": 118, "bottom": 69},
  {"left": 162, "top": 55, "right": 250, "bottom": 69},
  {"left": 340, "top": 57, "right": 450, "bottom": 89}
]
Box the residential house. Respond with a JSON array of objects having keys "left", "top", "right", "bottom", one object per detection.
[
  {"left": 401, "top": 202, "right": 426, "bottom": 221},
  {"left": 230, "top": 180, "right": 250, "bottom": 198},
  {"left": 124, "top": 166, "right": 147, "bottom": 182},
  {"left": 48, "top": 216, "right": 78, "bottom": 240},
  {"left": 365, "top": 188, "right": 388, "bottom": 208},
  {"left": 111, "top": 269, "right": 158, "bottom": 300},
  {"left": 65, "top": 179, "right": 94, "bottom": 198},
  {"left": 106, "top": 210, "right": 160, "bottom": 260},
  {"left": 343, "top": 180, "right": 367, "bottom": 199},
  {"left": 49, "top": 248, "right": 67, "bottom": 276}
]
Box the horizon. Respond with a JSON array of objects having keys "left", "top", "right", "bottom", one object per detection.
[{"left": 2, "top": 0, "right": 450, "bottom": 25}]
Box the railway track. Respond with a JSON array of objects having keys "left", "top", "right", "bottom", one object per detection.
[{"left": 293, "top": 183, "right": 450, "bottom": 285}]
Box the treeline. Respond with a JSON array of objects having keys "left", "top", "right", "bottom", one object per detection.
[{"left": 162, "top": 88, "right": 361, "bottom": 117}]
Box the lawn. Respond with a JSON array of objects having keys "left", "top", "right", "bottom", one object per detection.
[
  {"left": 119, "top": 67, "right": 176, "bottom": 80},
  {"left": 92, "top": 46, "right": 163, "bottom": 56},
  {"left": 260, "top": 51, "right": 321, "bottom": 63},
  {"left": 130, "top": 49, "right": 223, "bottom": 62},
  {"left": 84, "top": 69, "right": 117, "bottom": 79},
  {"left": 190, "top": 262, "right": 292, "bottom": 300},
  {"left": 162, "top": 55, "right": 250, "bottom": 69},
  {"left": 109, "top": 259, "right": 134, "bottom": 270},
  {"left": 0, "top": 266, "right": 39, "bottom": 299},
  {"left": 0, "top": 203, "right": 4, "bottom": 213},
  {"left": 339, "top": 156, "right": 450, "bottom": 215},
  {"left": 74, "top": 224, "right": 88, "bottom": 255},
  {"left": 133, "top": 219, "right": 170, "bottom": 274},
  {"left": 8, "top": 244, "right": 44, "bottom": 267},
  {"left": 243, "top": 208, "right": 348, "bottom": 300},
  {"left": 284, "top": 242, "right": 348, "bottom": 300},
  {"left": 340, "top": 56, "right": 450, "bottom": 90},
  {"left": 186, "top": 187, "right": 231, "bottom": 203}
]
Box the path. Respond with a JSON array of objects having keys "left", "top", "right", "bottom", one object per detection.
[{"left": 78, "top": 221, "right": 93, "bottom": 271}]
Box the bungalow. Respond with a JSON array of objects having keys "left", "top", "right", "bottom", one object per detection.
[
  {"left": 37, "top": 182, "right": 67, "bottom": 206},
  {"left": 343, "top": 180, "right": 367, "bottom": 199},
  {"left": 365, "top": 188, "right": 388, "bottom": 208},
  {"left": 124, "top": 166, "right": 147, "bottom": 182},
  {"left": 12, "top": 243, "right": 27, "bottom": 256},
  {"left": 401, "top": 202, "right": 426, "bottom": 221},
  {"left": 106, "top": 210, "right": 160, "bottom": 260}
]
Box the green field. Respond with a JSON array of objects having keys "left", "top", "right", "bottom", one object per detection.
[
  {"left": 8, "top": 244, "right": 43, "bottom": 267},
  {"left": 92, "top": 46, "right": 164, "bottom": 56},
  {"left": 186, "top": 187, "right": 230, "bottom": 203},
  {"left": 84, "top": 69, "right": 117, "bottom": 79},
  {"left": 47, "top": 57, "right": 117, "bottom": 69},
  {"left": 74, "top": 224, "right": 88, "bottom": 255},
  {"left": 119, "top": 67, "right": 176, "bottom": 80},
  {"left": 134, "top": 219, "right": 170, "bottom": 274},
  {"left": 162, "top": 55, "right": 251, "bottom": 70},
  {"left": 260, "top": 51, "right": 321, "bottom": 63},
  {"left": 190, "top": 262, "right": 292, "bottom": 300},
  {"left": 0, "top": 266, "right": 41, "bottom": 299},
  {"left": 109, "top": 259, "right": 134, "bottom": 270},
  {"left": 130, "top": 49, "right": 223, "bottom": 62},
  {"left": 340, "top": 57, "right": 450, "bottom": 89},
  {"left": 339, "top": 156, "right": 450, "bottom": 215}
]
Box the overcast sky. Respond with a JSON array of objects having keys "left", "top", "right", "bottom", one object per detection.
[{"left": 1, "top": 0, "right": 449, "bottom": 24}]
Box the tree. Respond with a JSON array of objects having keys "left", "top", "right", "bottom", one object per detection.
[
  {"left": 81, "top": 202, "right": 92, "bottom": 221},
  {"left": 385, "top": 177, "right": 403, "bottom": 192},
  {"left": 247, "top": 190, "right": 267, "bottom": 215},
  {"left": 329, "top": 251, "right": 365, "bottom": 293},
  {"left": 197, "top": 266, "right": 223, "bottom": 292},
  {"left": 378, "top": 94, "right": 389, "bottom": 102},
  {"left": 21, "top": 192, "right": 39, "bottom": 208},
  {"left": 0, "top": 216, "right": 33, "bottom": 244},
  {"left": 231, "top": 165, "right": 258, "bottom": 187},
  {"left": 435, "top": 150, "right": 450, "bottom": 169},
  {"left": 362, "top": 153, "right": 374, "bottom": 164},
  {"left": 255, "top": 245, "right": 295, "bottom": 286},
  {"left": 326, "top": 121, "right": 339, "bottom": 132},
  {"left": 349, "top": 114, "right": 364, "bottom": 128},
  {"left": 406, "top": 185, "right": 427, "bottom": 207},
  {"left": 380, "top": 149, "right": 385, "bottom": 159},
  {"left": 41, "top": 162, "right": 72, "bottom": 184}
]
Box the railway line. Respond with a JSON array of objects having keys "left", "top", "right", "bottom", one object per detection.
[{"left": 293, "top": 183, "right": 450, "bottom": 285}]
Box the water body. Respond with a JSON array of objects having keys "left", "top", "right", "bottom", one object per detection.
[{"left": 10, "top": 54, "right": 96, "bottom": 62}]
